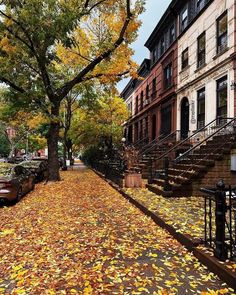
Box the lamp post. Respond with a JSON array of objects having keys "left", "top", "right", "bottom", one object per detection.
[{"left": 121, "top": 137, "right": 126, "bottom": 171}]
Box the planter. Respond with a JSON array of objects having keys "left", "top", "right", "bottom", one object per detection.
[{"left": 124, "top": 172, "right": 142, "bottom": 188}]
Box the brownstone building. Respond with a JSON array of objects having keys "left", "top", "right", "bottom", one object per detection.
[{"left": 122, "top": 6, "right": 178, "bottom": 144}]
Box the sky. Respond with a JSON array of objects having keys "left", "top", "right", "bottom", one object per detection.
[{"left": 117, "top": 0, "right": 172, "bottom": 92}]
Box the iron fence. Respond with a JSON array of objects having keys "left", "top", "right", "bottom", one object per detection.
[
  {"left": 92, "top": 159, "right": 125, "bottom": 188},
  {"left": 200, "top": 180, "right": 236, "bottom": 261}
]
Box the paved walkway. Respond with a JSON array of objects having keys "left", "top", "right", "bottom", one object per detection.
[
  {"left": 124, "top": 187, "right": 236, "bottom": 273},
  {"left": 0, "top": 168, "right": 234, "bottom": 294}
]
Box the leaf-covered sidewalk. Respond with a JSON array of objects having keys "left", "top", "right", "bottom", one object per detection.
[
  {"left": 124, "top": 188, "right": 236, "bottom": 273},
  {"left": 0, "top": 168, "right": 234, "bottom": 294},
  {"left": 124, "top": 189, "right": 206, "bottom": 240}
]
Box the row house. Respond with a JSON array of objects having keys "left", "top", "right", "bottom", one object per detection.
[
  {"left": 121, "top": 0, "right": 236, "bottom": 145},
  {"left": 177, "top": 0, "right": 235, "bottom": 137},
  {"left": 122, "top": 5, "right": 178, "bottom": 144}
]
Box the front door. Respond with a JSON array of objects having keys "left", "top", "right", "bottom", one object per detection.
[
  {"left": 180, "top": 97, "right": 189, "bottom": 139},
  {"left": 161, "top": 105, "right": 172, "bottom": 136},
  {"left": 152, "top": 115, "right": 156, "bottom": 140}
]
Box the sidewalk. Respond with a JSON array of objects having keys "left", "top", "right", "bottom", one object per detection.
[
  {"left": 0, "top": 168, "right": 235, "bottom": 294},
  {"left": 122, "top": 187, "right": 236, "bottom": 287}
]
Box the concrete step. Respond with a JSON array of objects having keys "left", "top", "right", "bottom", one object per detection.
[
  {"left": 188, "top": 153, "right": 223, "bottom": 161},
  {"left": 173, "top": 163, "right": 207, "bottom": 171},
  {"left": 168, "top": 168, "right": 198, "bottom": 178},
  {"left": 179, "top": 158, "right": 215, "bottom": 166}
]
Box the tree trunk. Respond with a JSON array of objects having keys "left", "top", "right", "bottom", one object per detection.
[{"left": 47, "top": 103, "right": 60, "bottom": 181}]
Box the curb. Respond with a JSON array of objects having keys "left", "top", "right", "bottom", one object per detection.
[{"left": 93, "top": 169, "right": 236, "bottom": 290}]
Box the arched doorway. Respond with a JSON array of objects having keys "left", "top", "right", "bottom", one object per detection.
[
  {"left": 152, "top": 114, "right": 156, "bottom": 140},
  {"left": 180, "top": 97, "right": 189, "bottom": 139}
]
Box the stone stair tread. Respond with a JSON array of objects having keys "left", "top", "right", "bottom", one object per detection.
[
  {"left": 168, "top": 168, "right": 198, "bottom": 175},
  {"left": 153, "top": 178, "right": 181, "bottom": 188}
]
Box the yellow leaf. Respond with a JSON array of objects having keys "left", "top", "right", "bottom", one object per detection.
[
  {"left": 219, "top": 289, "right": 229, "bottom": 294},
  {"left": 138, "top": 287, "right": 149, "bottom": 292},
  {"left": 83, "top": 285, "right": 93, "bottom": 295},
  {"left": 149, "top": 253, "right": 158, "bottom": 258},
  {"left": 15, "top": 289, "right": 26, "bottom": 295},
  {"left": 0, "top": 229, "right": 15, "bottom": 236}
]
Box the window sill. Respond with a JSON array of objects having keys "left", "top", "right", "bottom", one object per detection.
[
  {"left": 194, "top": 63, "right": 207, "bottom": 73},
  {"left": 179, "top": 65, "right": 190, "bottom": 74},
  {"left": 161, "top": 84, "right": 175, "bottom": 95},
  {"left": 212, "top": 47, "right": 229, "bottom": 60}
]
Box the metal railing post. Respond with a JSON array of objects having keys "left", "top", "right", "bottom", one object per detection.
[
  {"left": 163, "top": 156, "right": 172, "bottom": 192},
  {"left": 214, "top": 179, "right": 228, "bottom": 261},
  {"left": 148, "top": 158, "right": 153, "bottom": 184}
]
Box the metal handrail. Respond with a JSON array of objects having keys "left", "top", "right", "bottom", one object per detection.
[
  {"left": 174, "top": 117, "right": 236, "bottom": 163},
  {"left": 173, "top": 128, "right": 236, "bottom": 181},
  {"left": 140, "top": 130, "right": 180, "bottom": 157},
  {"left": 139, "top": 134, "right": 163, "bottom": 155},
  {"left": 155, "top": 117, "right": 225, "bottom": 162},
  {"left": 133, "top": 136, "right": 149, "bottom": 148}
]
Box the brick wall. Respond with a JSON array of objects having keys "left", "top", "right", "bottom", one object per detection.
[{"left": 192, "top": 150, "right": 236, "bottom": 195}]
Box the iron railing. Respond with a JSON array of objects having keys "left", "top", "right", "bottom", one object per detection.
[
  {"left": 92, "top": 159, "right": 124, "bottom": 187},
  {"left": 140, "top": 130, "right": 180, "bottom": 158},
  {"left": 148, "top": 117, "right": 235, "bottom": 181},
  {"left": 200, "top": 180, "right": 236, "bottom": 261},
  {"left": 133, "top": 137, "right": 149, "bottom": 149},
  {"left": 175, "top": 117, "right": 236, "bottom": 163}
]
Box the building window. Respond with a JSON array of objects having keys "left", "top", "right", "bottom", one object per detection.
[
  {"left": 128, "top": 102, "right": 132, "bottom": 115},
  {"left": 181, "top": 48, "right": 189, "bottom": 70},
  {"left": 152, "top": 78, "right": 156, "bottom": 94},
  {"left": 163, "top": 63, "right": 172, "bottom": 89},
  {"left": 197, "top": 32, "right": 206, "bottom": 68},
  {"left": 152, "top": 48, "right": 158, "bottom": 64},
  {"left": 161, "top": 105, "right": 172, "bottom": 136},
  {"left": 160, "top": 36, "right": 165, "bottom": 55},
  {"left": 216, "top": 76, "right": 227, "bottom": 122},
  {"left": 180, "top": 5, "right": 188, "bottom": 31},
  {"left": 197, "top": 88, "right": 205, "bottom": 129},
  {"left": 169, "top": 24, "right": 175, "bottom": 44},
  {"left": 196, "top": 0, "right": 205, "bottom": 12},
  {"left": 140, "top": 91, "right": 144, "bottom": 110},
  {"left": 139, "top": 120, "right": 143, "bottom": 140},
  {"left": 152, "top": 50, "right": 156, "bottom": 64},
  {"left": 135, "top": 96, "right": 139, "bottom": 114},
  {"left": 145, "top": 117, "right": 148, "bottom": 139},
  {"left": 146, "top": 85, "right": 149, "bottom": 100},
  {"left": 217, "top": 12, "right": 227, "bottom": 54}
]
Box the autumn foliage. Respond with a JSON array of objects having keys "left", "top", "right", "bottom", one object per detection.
[{"left": 0, "top": 168, "right": 232, "bottom": 294}]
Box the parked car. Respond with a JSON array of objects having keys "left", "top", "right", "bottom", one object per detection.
[
  {"left": 7, "top": 156, "right": 24, "bottom": 164},
  {"left": 20, "top": 160, "right": 48, "bottom": 182},
  {"left": 0, "top": 158, "right": 7, "bottom": 163},
  {"left": 0, "top": 163, "right": 35, "bottom": 204}
]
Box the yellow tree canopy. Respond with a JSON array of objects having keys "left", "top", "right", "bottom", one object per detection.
[{"left": 70, "top": 95, "right": 129, "bottom": 148}]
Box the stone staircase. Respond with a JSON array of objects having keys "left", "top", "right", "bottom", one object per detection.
[
  {"left": 134, "top": 131, "right": 192, "bottom": 179},
  {"left": 146, "top": 132, "right": 236, "bottom": 197}
]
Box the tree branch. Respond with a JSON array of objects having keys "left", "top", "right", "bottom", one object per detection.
[
  {"left": 84, "top": 0, "right": 90, "bottom": 8},
  {"left": 78, "top": 70, "right": 130, "bottom": 82},
  {"left": 57, "top": 0, "right": 132, "bottom": 100},
  {"left": 0, "top": 76, "right": 25, "bottom": 93},
  {"left": 0, "top": 10, "right": 36, "bottom": 55}
]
